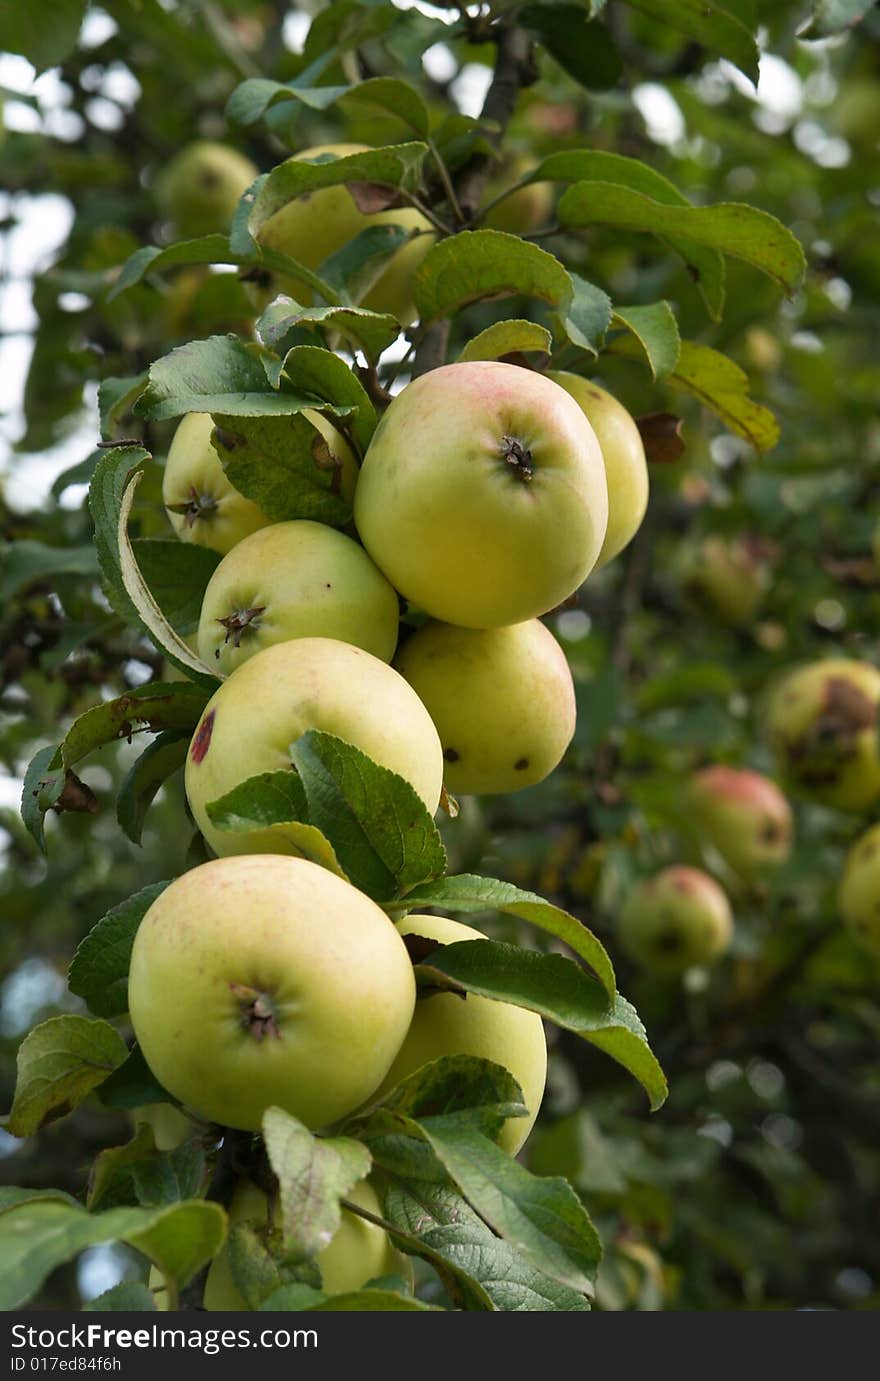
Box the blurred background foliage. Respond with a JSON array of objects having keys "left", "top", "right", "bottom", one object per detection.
[{"left": 1, "top": 0, "right": 879, "bottom": 1310}]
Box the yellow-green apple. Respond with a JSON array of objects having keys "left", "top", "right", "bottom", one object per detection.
[
  {"left": 394, "top": 619, "right": 575, "bottom": 795},
  {"left": 185, "top": 636, "right": 443, "bottom": 856},
  {"left": 839, "top": 823, "right": 880, "bottom": 955},
  {"left": 379, "top": 914, "right": 547, "bottom": 1155},
  {"left": 156, "top": 140, "right": 257, "bottom": 238},
  {"left": 131, "top": 1103, "right": 197, "bottom": 1151},
  {"left": 687, "top": 766, "right": 793, "bottom": 879},
  {"left": 254, "top": 143, "right": 434, "bottom": 324},
  {"left": 197, "top": 520, "right": 400, "bottom": 673},
  {"left": 483, "top": 157, "right": 553, "bottom": 235},
  {"left": 619, "top": 866, "right": 733, "bottom": 974},
  {"left": 548, "top": 373, "right": 648, "bottom": 568},
  {"left": 163, "top": 411, "right": 357, "bottom": 556},
  {"left": 128, "top": 855, "right": 416, "bottom": 1132},
  {"left": 767, "top": 658, "right": 880, "bottom": 811},
  {"left": 685, "top": 535, "right": 774, "bottom": 628},
  {"left": 354, "top": 361, "right": 608, "bottom": 628},
  {"left": 201, "top": 1176, "right": 407, "bottom": 1310}
]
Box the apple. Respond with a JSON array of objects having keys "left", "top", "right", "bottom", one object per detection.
[
  {"left": 619, "top": 866, "right": 733, "bottom": 974},
  {"left": 130, "top": 1102, "right": 197, "bottom": 1151},
  {"left": 838, "top": 823, "right": 880, "bottom": 955},
  {"left": 483, "top": 157, "right": 553, "bottom": 235},
  {"left": 767, "top": 658, "right": 880, "bottom": 811},
  {"left": 379, "top": 914, "right": 547, "bottom": 1155},
  {"left": 684, "top": 535, "right": 774, "bottom": 628},
  {"left": 255, "top": 143, "right": 434, "bottom": 325},
  {"left": 163, "top": 411, "right": 357, "bottom": 556},
  {"left": 156, "top": 140, "right": 258, "bottom": 238},
  {"left": 548, "top": 373, "right": 648, "bottom": 568},
  {"left": 184, "top": 636, "right": 444, "bottom": 857},
  {"left": 394, "top": 619, "right": 575, "bottom": 795},
  {"left": 201, "top": 1175, "right": 407, "bottom": 1310},
  {"left": 688, "top": 766, "right": 793, "bottom": 879},
  {"left": 354, "top": 362, "right": 608, "bottom": 629},
  {"left": 197, "top": 520, "right": 400, "bottom": 674},
  {"left": 128, "top": 855, "right": 416, "bottom": 1132}
]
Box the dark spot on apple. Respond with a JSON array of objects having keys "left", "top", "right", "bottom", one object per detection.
[
  {"left": 190, "top": 710, "right": 215, "bottom": 764},
  {"left": 655, "top": 930, "right": 683, "bottom": 953},
  {"left": 443, "top": 747, "right": 460, "bottom": 763},
  {"left": 760, "top": 820, "right": 782, "bottom": 844},
  {"left": 326, "top": 583, "right": 332, "bottom": 589},
  {"left": 514, "top": 757, "right": 530, "bottom": 771}
]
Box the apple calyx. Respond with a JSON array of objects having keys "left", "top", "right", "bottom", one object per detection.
[
  {"left": 500, "top": 434, "right": 534, "bottom": 482},
  {"left": 229, "top": 982, "right": 282, "bottom": 1042},
  {"left": 216, "top": 605, "right": 266, "bottom": 650},
  {"left": 167, "top": 486, "right": 220, "bottom": 528}
]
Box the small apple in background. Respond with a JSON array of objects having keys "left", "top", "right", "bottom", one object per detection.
[
  {"left": 619, "top": 866, "right": 734, "bottom": 974},
  {"left": 254, "top": 143, "right": 434, "bottom": 325},
  {"left": 687, "top": 766, "right": 793, "bottom": 880},
  {"left": 548, "top": 373, "right": 649, "bottom": 568},
  {"left": 395, "top": 619, "right": 575, "bottom": 795},
  {"left": 128, "top": 855, "right": 416, "bottom": 1133},
  {"left": 767, "top": 658, "right": 880, "bottom": 812},
  {"left": 156, "top": 140, "right": 257, "bottom": 238},
  {"left": 200, "top": 1176, "right": 407, "bottom": 1310},
  {"left": 162, "top": 411, "right": 357, "bottom": 556},
  {"left": 483, "top": 157, "right": 553, "bottom": 235},
  {"left": 684, "top": 534, "right": 775, "bottom": 628},
  {"left": 184, "top": 636, "right": 444, "bottom": 857},
  {"left": 379, "top": 914, "right": 547, "bottom": 1155},
  {"left": 838, "top": 823, "right": 880, "bottom": 955},
  {"left": 197, "top": 520, "right": 400, "bottom": 673},
  {"left": 354, "top": 361, "right": 608, "bottom": 629}
]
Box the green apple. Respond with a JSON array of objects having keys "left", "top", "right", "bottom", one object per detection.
[
  {"left": 688, "top": 766, "right": 793, "bottom": 879},
  {"left": 128, "top": 855, "right": 416, "bottom": 1132},
  {"left": 163, "top": 411, "right": 357, "bottom": 556},
  {"left": 130, "top": 1103, "right": 197, "bottom": 1151},
  {"left": 201, "top": 1176, "right": 407, "bottom": 1310},
  {"left": 619, "top": 866, "right": 733, "bottom": 974},
  {"left": 197, "top": 520, "right": 400, "bottom": 674},
  {"left": 685, "top": 535, "right": 774, "bottom": 628},
  {"left": 394, "top": 619, "right": 575, "bottom": 795},
  {"left": 838, "top": 823, "right": 880, "bottom": 955},
  {"left": 156, "top": 140, "right": 257, "bottom": 238},
  {"left": 255, "top": 143, "right": 434, "bottom": 325},
  {"left": 380, "top": 914, "right": 547, "bottom": 1155},
  {"left": 185, "top": 636, "right": 444, "bottom": 856},
  {"left": 548, "top": 373, "right": 648, "bottom": 568},
  {"left": 767, "top": 658, "right": 880, "bottom": 811},
  {"left": 354, "top": 362, "right": 608, "bottom": 629}
]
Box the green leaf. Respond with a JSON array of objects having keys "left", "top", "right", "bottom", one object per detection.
[
  {"left": 801, "top": 0, "right": 876, "bottom": 36},
  {"left": 56, "top": 681, "right": 209, "bottom": 773},
  {"left": 559, "top": 274, "right": 613, "bottom": 356},
  {"left": 458, "top": 319, "right": 553, "bottom": 363},
  {"left": 527, "top": 149, "right": 726, "bottom": 319},
  {"left": 210, "top": 412, "right": 353, "bottom": 527},
  {"left": 97, "top": 1045, "right": 172, "bottom": 1111},
  {"left": 247, "top": 143, "right": 429, "bottom": 244},
  {"left": 417, "top": 1115, "right": 601, "bottom": 1294},
  {"left": 0, "top": 540, "right": 98, "bottom": 601},
  {"left": 289, "top": 731, "right": 447, "bottom": 902},
  {"left": 521, "top": 7, "right": 622, "bottom": 90},
  {"left": 0, "top": 0, "right": 86, "bottom": 73},
  {"left": 89, "top": 1123, "right": 205, "bottom": 1212},
  {"left": 69, "top": 881, "right": 169, "bottom": 1018},
  {"left": 559, "top": 183, "right": 805, "bottom": 295},
  {"left": 205, "top": 770, "right": 348, "bottom": 877},
  {"left": 108, "top": 236, "right": 233, "bottom": 301},
  {"left": 622, "top": 0, "right": 759, "bottom": 82},
  {"left": 261, "top": 1283, "right": 441, "bottom": 1310},
  {"left": 413, "top": 940, "right": 668, "bottom": 1111},
  {"left": 7, "top": 1017, "right": 129, "bottom": 1138},
  {"left": 383, "top": 1179, "right": 590, "bottom": 1311},
  {"left": 88, "top": 444, "right": 150, "bottom": 625},
  {"left": 367, "top": 1055, "right": 527, "bottom": 1140},
  {"left": 226, "top": 77, "right": 349, "bottom": 127},
  {"left": 413, "top": 230, "right": 572, "bottom": 323},
  {"left": 398, "top": 874, "right": 616, "bottom": 1000},
  {"left": 130, "top": 540, "right": 220, "bottom": 636},
  {"left": 262, "top": 1107, "right": 371, "bottom": 1265},
  {"left": 0, "top": 1198, "right": 226, "bottom": 1311},
  {"left": 20, "top": 745, "right": 62, "bottom": 854},
  {"left": 670, "top": 339, "right": 780, "bottom": 451},
  {"left": 83, "top": 1282, "right": 157, "bottom": 1311},
  {"left": 318, "top": 225, "right": 413, "bottom": 307},
  {"left": 116, "top": 732, "right": 190, "bottom": 847},
  {"left": 98, "top": 374, "right": 148, "bottom": 438},
  {"left": 258, "top": 299, "right": 401, "bottom": 363},
  {"left": 610, "top": 302, "right": 681, "bottom": 379},
  {"left": 279, "top": 344, "right": 377, "bottom": 454},
  {"left": 342, "top": 78, "right": 431, "bottom": 138},
  {"left": 134, "top": 334, "right": 323, "bottom": 424},
  {"left": 50, "top": 449, "right": 102, "bottom": 499}
]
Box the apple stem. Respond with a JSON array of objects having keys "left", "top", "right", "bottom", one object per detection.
[{"left": 501, "top": 435, "right": 534, "bottom": 481}]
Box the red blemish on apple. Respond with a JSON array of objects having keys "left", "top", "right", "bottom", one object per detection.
[{"left": 190, "top": 710, "right": 215, "bottom": 764}]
